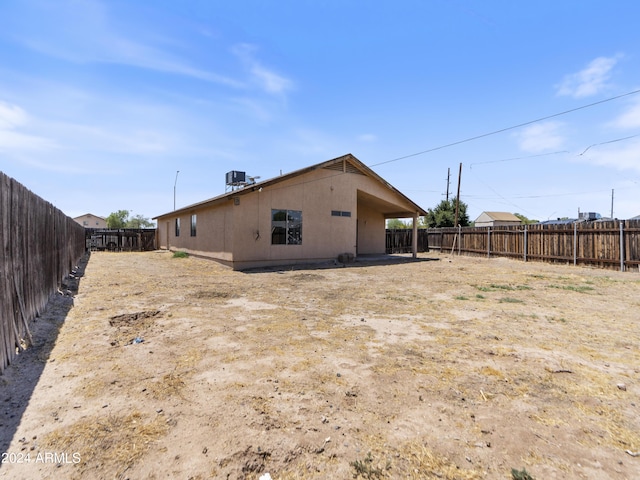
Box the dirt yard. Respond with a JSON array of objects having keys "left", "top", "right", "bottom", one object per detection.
[{"left": 1, "top": 250, "right": 639, "bottom": 479}]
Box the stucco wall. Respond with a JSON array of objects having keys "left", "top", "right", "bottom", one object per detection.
[
  {"left": 156, "top": 161, "right": 421, "bottom": 269},
  {"left": 356, "top": 201, "right": 385, "bottom": 254}
]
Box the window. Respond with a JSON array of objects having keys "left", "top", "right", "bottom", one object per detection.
[
  {"left": 190, "top": 214, "right": 197, "bottom": 237},
  {"left": 271, "top": 209, "right": 302, "bottom": 245},
  {"left": 175, "top": 218, "right": 180, "bottom": 237},
  {"left": 331, "top": 210, "right": 351, "bottom": 217}
]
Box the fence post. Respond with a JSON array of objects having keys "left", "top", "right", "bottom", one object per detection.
[
  {"left": 573, "top": 222, "right": 577, "bottom": 266},
  {"left": 487, "top": 227, "right": 491, "bottom": 258},
  {"left": 523, "top": 225, "right": 528, "bottom": 262},
  {"left": 620, "top": 221, "right": 625, "bottom": 272}
]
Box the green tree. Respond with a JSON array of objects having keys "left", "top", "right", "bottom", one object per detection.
[
  {"left": 106, "top": 210, "right": 155, "bottom": 228},
  {"left": 423, "top": 198, "right": 470, "bottom": 228},
  {"left": 106, "top": 210, "right": 129, "bottom": 228},
  {"left": 386, "top": 218, "right": 411, "bottom": 229},
  {"left": 126, "top": 214, "right": 155, "bottom": 228},
  {"left": 514, "top": 213, "right": 539, "bottom": 225}
]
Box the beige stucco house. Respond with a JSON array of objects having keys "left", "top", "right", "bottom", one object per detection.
[
  {"left": 474, "top": 211, "right": 522, "bottom": 227},
  {"left": 153, "top": 154, "right": 426, "bottom": 270},
  {"left": 73, "top": 213, "right": 107, "bottom": 228}
]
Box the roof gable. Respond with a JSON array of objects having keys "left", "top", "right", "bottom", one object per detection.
[
  {"left": 154, "top": 154, "right": 426, "bottom": 219},
  {"left": 476, "top": 211, "right": 521, "bottom": 222}
]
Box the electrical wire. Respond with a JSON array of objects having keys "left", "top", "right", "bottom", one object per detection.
[{"left": 368, "top": 88, "right": 640, "bottom": 168}]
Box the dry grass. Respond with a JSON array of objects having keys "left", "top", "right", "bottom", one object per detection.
[
  {"left": 44, "top": 411, "right": 168, "bottom": 479},
  {"left": 6, "top": 251, "right": 639, "bottom": 480}
]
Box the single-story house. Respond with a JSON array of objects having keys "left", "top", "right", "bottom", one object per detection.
[
  {"left": 73, "top": 213, "right": 107, "bottom": 228},
  {"left": 474, "top": 211, "right": 522, "bottom": 227},
  {"left": 153, "top": 153, "right": 427, "bottom": 270}
]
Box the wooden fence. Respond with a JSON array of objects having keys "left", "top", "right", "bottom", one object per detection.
[
  {"left": 86, "top": 228, "right": 156, "bottom": 252},
  {"left": 0, "top": 172, "right": 86, "bottom": 373},
  {"left": 385, "top": 229, "right": 430, "bottom": 254},
  {"left": 424, "top": 220, "right": 640, "bottom": 271}
]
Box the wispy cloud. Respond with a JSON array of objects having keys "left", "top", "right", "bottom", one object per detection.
[
  {"left": 514, "top": 121, "right": 566, "bottom": 153},
  {"left": 609, "top": 97, "right": 640, "bottom": 129},
  {"left": 0, "top": 100, "right": 56, "bottom": 152},
  {"left": 357, "top": 133, "right": 377, "bottom": 142},
  {"left": 578, "top": 138, "right": 640, "bottom": 174},
  {"left": 232, "top": 44, "right": 294, "bottom": 96},
  {"left": 7, "top": 0, "right": 242, "bottom": 87},
  {"left": 556, "top": 55, "right": 621, "bottom": 98}
]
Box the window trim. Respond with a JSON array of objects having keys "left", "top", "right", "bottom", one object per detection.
[
  {"left": 190, "top": 214, "right": 197, "bottom": 237},
  {"left": 175, "top": 218, "right": 181, "bottom": 237}
]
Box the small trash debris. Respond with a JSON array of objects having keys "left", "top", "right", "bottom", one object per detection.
[
  {"left": 259, "top": 474, "right": 272, "bottom": 480},
  {"left": 132, "top": 337, "right": 144, "bottom": 344},
  {"left": 626, "top": 450, "right": 639, "bottom": 457},
  {"left": 617, "top": 383, "right": 627, "bottom": 391}
]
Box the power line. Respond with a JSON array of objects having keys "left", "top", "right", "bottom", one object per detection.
[
  {"left": 369, "top": 88, "right": 640, "bottom": 168},
  {"left": 578, "top": 133, "right": 640, "bottom": 155},
  {"left": 469, "top": 150, "right": 569, "bottom": 168}
]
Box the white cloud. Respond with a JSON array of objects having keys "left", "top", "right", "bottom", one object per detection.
[
  {"left": 357, "top": 133, "right": 377, "bottom": 142},
  {"left": 0, "top": 101, "right": 28, "bottom": 129},
  {"left": 556, "top": 55, "right": 621, "bottom": 98},
  {"left": 232, "top": 43, "right": 293, "bottom": 96},
  {"left": 11, "top": 0, "right": 242, "bottom": 88},
  {"left": 577, "top": 138, "right": 640, "bottom": 174},
  {"left": 609, "top": 97, "right": 640, "bottom": 129},
  {"left": 514, "top": 121, "right": 565, "bottom": 153},
  {"left": 0, "top": 101, "right": 56, "bottom": 151}
]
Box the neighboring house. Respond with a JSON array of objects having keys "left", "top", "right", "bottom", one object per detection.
[
  {"left": 629, "top": 215, "right": 640, "bottom": 221},
  {"left": 153, "top": 154, "right": 427, "bottom": 270},
  {"left": 73, "top": 213, "right": 107, "bottom": 228},
  {"left": 474, "top": 211, "right": 522, "bottom": 227}
]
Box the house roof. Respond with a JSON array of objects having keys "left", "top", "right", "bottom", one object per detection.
[
  {"left": 476, "top": 211, "right": 521, "bottom": 222},
  {"left": 73, "top": 213, "right": 106, "bottom": 220},
  {"left": 154, "top": 153, "right": 427, "bottom": 219}
]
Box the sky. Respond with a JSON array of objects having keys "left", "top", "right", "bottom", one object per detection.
[{"left": 1, "top": 0, "right": 640, "bottom": 224}]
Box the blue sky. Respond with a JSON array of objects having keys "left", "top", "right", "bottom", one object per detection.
[{"left": 1, "top": 0, "right": 639, "bottom": 223}]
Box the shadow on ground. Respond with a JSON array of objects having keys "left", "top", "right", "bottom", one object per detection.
[
  {"left": 242, "top": 253, "right": 438, "bottom": 274},
  {"left": 0, "top": 253, "right": 89, "bottom": 459}
]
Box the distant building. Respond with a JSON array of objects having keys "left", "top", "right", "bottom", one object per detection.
[
  {"left": 474, "top": 211, "right": 522, "bottom": 227},
  {"left": 73, "top": 213, "right": 107, "bottom": 228}
]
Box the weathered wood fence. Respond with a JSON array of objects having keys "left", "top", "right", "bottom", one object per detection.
[
  {"left": 385, "top": 229, "right": 430, "bottom": 254},
  {"left": 424, "top": 220, "right": 640, "bottom": 271},
  {"left": 0, "top": 172, "right": 86, "bottom": 373},
  {"left": 86, "top": 228, "right": 156, "bottom": 252}
]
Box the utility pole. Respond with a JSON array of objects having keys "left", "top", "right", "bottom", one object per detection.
[
  {"left": 446, "top": 168, "right": 451, "bottom": 201},
  {"left": 611, "top": 189, "right": 614, "bottom": 219},
  {"left": 174, "top": 170, "right": 180, "bottom": 210},
  {"left": 454, "top": 163, "right": 462, "bottom": 227}
]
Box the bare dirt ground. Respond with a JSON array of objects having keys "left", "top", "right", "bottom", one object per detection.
[{"left": 1, "top": 250, "right": 639, "bottom": 480}]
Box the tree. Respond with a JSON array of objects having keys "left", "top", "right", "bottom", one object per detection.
[
  {"left": 386, "top": 218, "right": 411, "bottom": 229},
  {"left": 106, "top": 210, "right": 129, "bottom": 228},
  {"left": 423, "top": 198, "right": 470, "bottom": 228},
  {"left": 514, "top": 213, "right": 539, "bottom": 225},
  {"left": 126, "top": 214, "right": 155, "bottom": 228},
  {"left": 106, "top": 210, "right": 155, "bottom": 228}
]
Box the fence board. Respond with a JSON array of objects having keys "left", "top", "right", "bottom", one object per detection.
[
  {"left": 392, "top": 220, "right": 640, "bottom": 272},
  {"left": 0, "top": 172, "right": 85, "bottom": 373}
]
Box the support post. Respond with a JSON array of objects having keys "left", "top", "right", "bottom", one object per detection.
[
  {"left": 620, "top": 221, "right": 625, "bottom": 272},
  {"left": 412, "top": 212, "right": 418, "bottom": 259},
  {"left": 487, "top": 227, "right": 491, "bottom": 258},
  {"left": 523, "top": 225, "right": 528, "bottom": 262},
  {"left": 573, "top": 222, "right": 577, "bottom": 266}
]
